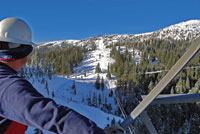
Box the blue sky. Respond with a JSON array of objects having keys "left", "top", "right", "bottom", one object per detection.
[{"left": 1, "top": 0, "right": 200, "bottom": 43}]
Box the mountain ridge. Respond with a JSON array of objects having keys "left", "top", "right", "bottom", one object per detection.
[{"left": 39, "top": 19, "right": 200, "bottom": 48}]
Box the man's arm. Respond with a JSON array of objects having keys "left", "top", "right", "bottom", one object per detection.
[{"left": 0, "top": 79, "right": 105, "bottom": 134}]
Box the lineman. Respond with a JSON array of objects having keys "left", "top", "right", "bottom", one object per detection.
[{"left": 0, "top": 17, "right": 124, "bottom": 134}]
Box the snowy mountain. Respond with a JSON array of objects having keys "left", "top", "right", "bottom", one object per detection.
[
  {"left": 38, "top": 19, "right": 200, "bottom": 49},
  {"left": 154, "top": 20, "right": 200, "bottom": 40},
  {"left": 26, "top": 20, "right": 200, "bottom": 133}
]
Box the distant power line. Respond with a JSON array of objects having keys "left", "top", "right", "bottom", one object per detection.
[{"left": 136, "top": 66, "right": 200, "bottom": 75}]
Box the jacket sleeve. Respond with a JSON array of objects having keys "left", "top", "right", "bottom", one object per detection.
[{"left": 0, "top": 79, "right": 105, "bottom": 134}]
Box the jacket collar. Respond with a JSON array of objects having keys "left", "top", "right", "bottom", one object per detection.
[{"left": 0, "top": 62, "right": 17, "bottom": 74}]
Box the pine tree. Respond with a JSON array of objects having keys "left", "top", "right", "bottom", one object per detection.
[
  {"left": 73, "top": 88, "right": 77, "bottom": 95},
  {"left": 106, "top": 64, "right": 111, "bottom": 80},
  {"left": 190, "top": 68, "right": 195, "bottom": 80},
  {"left": 194, "top": 68, "right": 198, "bottom": 80},
  {"left": 132, "top": 47, "right": 135, "bottom": 57},
  {"left": 95, "top": 74, "right": 100, "bottom": 89},
  {"left": 108, "top": 103, "right": 112, "bottom": 113},
  {"left": 111, "top": 118, "right": 116, "bottom": 126},
  {"left": 148, "top": 81, "right": 154, "bottom": 91},
  {"left": 124, "top": 47, "right": 129, "bottom": 61},
  {"left": 47, "top": 63, "right": 53, "bottom": 80},
  {"left": 45, "top": 80, "right": 50, "bottom": 96},
  {"left": 185, "top": 76, "right": 191, "bottom": 91},
  {"left": 175, "top": 77, "right": 186, "bottom": 94},
  {"left": 52, "top": 91, "right": 55, "bottom": 98},
  {"left": 87, "top": 96, "right": 91, "bottom": 106},
  {"left": 84, "top": 71, "right": 87, "bottom": 77},
  {"left": 106, "top": 70, "right": 111, "bottom": 80},
  {"left": 72, "top": 80, "right": 76, "bottom": 89},
  {"left": 98, "top": 94, "right": 102, "bottom": 106},
  {"left": 92, "top": 92, "right": 97, "bottom": 107},
  {"left": 101, "top": 77, "right": 104, "bottom": 90},
  {"left": 189, "top": 79, "right": 200, "bottom": 93},
  {"left": 105, "top": 96, "right": 107, "bottom": 104},
  {"left": 170, "top": 87, "right": 175, "bottom": 94},
  {"left": 109, "top": 90, "right": 113, "bottom": 97},
  {"left": 95, "top": 63, "right": 102, "bottom": 73}
]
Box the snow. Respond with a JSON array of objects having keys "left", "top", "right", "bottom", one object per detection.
[
  {"left": 38, "top": 40, "right": 81, "bottom": 48},
  {"left": 25, "top": 19, "right": 200, "bottom": 133},
  {"left": 25, "top": 73, "right": 123, "bottom": 133},
  {"left": 39, "top": 20, "right": 200, "bottom": 51},
  {"left": 26, "top": 37, "right": 124, "bottom": 133},
  {"left": 158, "top": 20, "right": 200, "bottom": 40}
]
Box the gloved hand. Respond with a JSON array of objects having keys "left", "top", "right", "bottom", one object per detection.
[{"left": 104, "top": 126, "right": 124, "bottom": 134}]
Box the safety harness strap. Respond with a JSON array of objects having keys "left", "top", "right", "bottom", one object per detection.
[{"left": 4, "top": 121, "right": 27, "bottom": 134}]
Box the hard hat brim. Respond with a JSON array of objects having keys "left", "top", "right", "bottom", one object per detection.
[{"left": 0, "top": 36, "right": 36, "bottom": 46}]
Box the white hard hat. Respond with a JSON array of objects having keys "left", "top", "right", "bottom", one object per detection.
[{"left": 0, "top": 17, "right": 35, "bottom": 46}]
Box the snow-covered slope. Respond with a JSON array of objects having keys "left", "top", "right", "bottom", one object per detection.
[
  {"left": 26, "top": 37, "right": 126, "bottom": 133},
  {"left": 26, "top": 73, "right": 123, "bottom": 133},
  {"left": 26, "top": 19, "right": 200, "bottom": 133},
  {"left": 38, "top": 19, "right": 200, "bottom": 49},
  {"left": 155, "top": 20, "right": 200, "bottom": 40}
]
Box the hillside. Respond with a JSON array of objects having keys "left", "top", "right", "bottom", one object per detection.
[
  {"left": 38, "top": 19, "right": 200, "bottom": 49},
  {"left": 26, "top": 38, "right": 125, "bottom": 133},
  {"left": 26, "top": 20, "right": 200, "bottom": 133}
]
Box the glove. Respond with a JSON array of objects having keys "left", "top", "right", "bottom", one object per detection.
[{"left": 104, "top": 126, "right": 124, "bottom": 134}]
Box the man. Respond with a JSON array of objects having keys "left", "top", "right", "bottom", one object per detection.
[{"left": 0, "top": 17, "right": 124, "bottom": 134}]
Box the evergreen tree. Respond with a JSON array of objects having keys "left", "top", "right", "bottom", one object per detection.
[
  {"left": 111, "top": 118, "right": 116, "bottom": 126},
  {"left": 95, "top": 63, "right": 102, "bottom": 73},
  {"left": 148, "top": 81, "right": 154, "bottom": 91},
  {"left": 84, "top": 71, "right": 87, "bottom": 77},
  {"left": 132, "top": 48, "right": 135, "bottom": 57},
  {"left": 52, "top": 91, "right": 55, "bottom": 98},
  {"left": 45, "top": 80, "right": 50, "bottom": 96},
  {"left": 106, "top": 70, "right": 111, "bottom": 80},
  {"left": 87, "top": 96, "right": 91, "bottom": 106},
  {"left": 98, "top": 94, "right": 102, "bottom": 106},
  {"left": 73, "top": 88, "right": 77, "bottom": 95},
  {"left": 101, "top": 77, "right": 104, "bottom": 90},
  {"left": 170, "top": 87, "right": 175, "bottom": 94},
  {"left": 109, "top": 90, "right": 113, "bottom": 97},
  {"left": 189, "top": 79, "right": 200, "bottom": 93},
  {"left": 194, "top": 68, "right": 198, "bottom": 80},
  {"left": 185, "top": 76, "right": 191, "bottom": 91},
  {"left": 108, "top": 103, "right": 112, "bottom": 113},
  {"left": 106, "top": 64, "right": 111, "bottom": 80},
  {"left": 41, "top": 78, "right": 45, "bottom": 84},
  {"left": 92, "top": 92, "right": 97, "bottom": 107},
  {"left": 190, "top": 68, "right": 195, "bottom": 80},
  {"left": 95, "top": 74, "right": 100, "bottom": 89},
  {"left": 47, "top": 63, "right": 53, "bottom": 80},
  {"left": 175, "top": 77, "right": 186, "bottom": 94},
  {"left": 105, "top": 96, "right": 107, "bottom": 104},
  {"left": 72, "top": 80, "right": 76, "bottom": 89}
]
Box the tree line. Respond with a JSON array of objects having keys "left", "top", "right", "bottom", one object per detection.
[
  {"left": 108, "top": 38, "right": 200, "bottom": 133},
  {"left": 28, "top": 44, "right": 87, "bottom": 77}
]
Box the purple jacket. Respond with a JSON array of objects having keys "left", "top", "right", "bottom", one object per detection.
[{"left": 0, "top": 62, "right": 105, "bottom": 134}]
